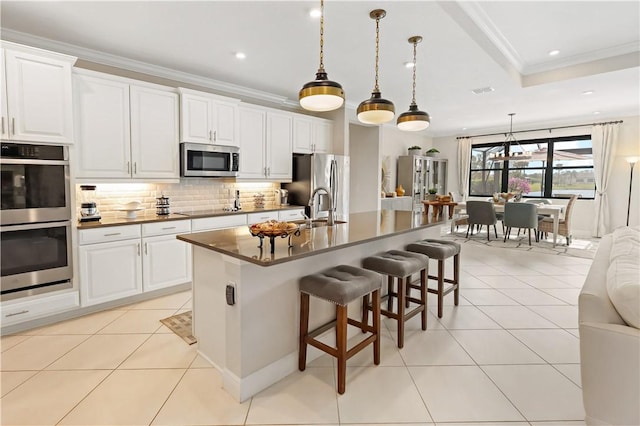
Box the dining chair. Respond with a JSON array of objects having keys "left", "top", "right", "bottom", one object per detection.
[
  {"left": 539, "top": 194, "right": 579, "bottom": 245},
  {"left": 503, "top": 202, "right": 540, "bottom": 245},
  {"left": 465, "top": 201, "right": 498, "bottom": 241}
]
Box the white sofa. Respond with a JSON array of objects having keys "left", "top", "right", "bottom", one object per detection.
[{"left": 579, "top": 227, "right": 640, "bottom": 426}]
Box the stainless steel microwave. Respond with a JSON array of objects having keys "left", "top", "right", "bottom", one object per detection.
[{"left": 180, "top": 143, "right": 239, "bottom": 177}]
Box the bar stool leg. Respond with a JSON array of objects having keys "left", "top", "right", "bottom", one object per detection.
[
  {"left": 299, "top": 293, "right": 310, "bottom": 371},
  {"left": 372, "top": 289, "right": 381, "bottom": 365},
  {"left": 397, "top": 277, "right": 406, "bottom": 348},
  {"left": 437, "top": 260, "right": 444, "bottom": 318},
  {"left": 421, "top": 268, "right": 427, "bottom": 330},
  {"left": 454, "top": 253, "right": 460, "bottom": 306},
  {"left": 336, "top": 304, "right": 348, "bottom": 394},
  {"left": 361, "top": 293, "right": 369, "bottom": 333},
  {"left": 386, "top": 275, "right": 394, "bottom": 312}
]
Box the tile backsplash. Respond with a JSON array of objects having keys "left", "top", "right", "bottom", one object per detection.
[{"left": 76, "top": 180, "right": 280, "bottom": 219}]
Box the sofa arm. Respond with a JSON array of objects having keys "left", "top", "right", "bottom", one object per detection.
[{"left": 579, "top": 322, "right": 640, "bottom": 426}]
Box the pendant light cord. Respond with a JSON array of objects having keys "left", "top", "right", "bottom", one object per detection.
[
  {"left": 373, "top": 15, "right": 380, "bottom": 92},
  {"left": 318, "top": 0, "right": 325, "bottom": 73},
  {"left": 411, "top": 40, "right": 417, "bottom": 104}
]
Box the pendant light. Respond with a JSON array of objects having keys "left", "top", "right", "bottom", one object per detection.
[
  {"left": 299, "top": 0, "right": 344, "bottom": 112},
  {"left": 397, "top": 36, "right": 430, "bottom": 131},
  {"left": 357, "top": 9, "right": 395, "bottom": 125},
  {"left": 489, "top": 113, "right": 532, "bottom": 162}
]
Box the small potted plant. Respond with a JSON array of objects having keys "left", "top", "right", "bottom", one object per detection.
[
  {"left": 427, "top": 187, "right": 438, "bottom": 201},
  {"left": 408, "top": 145, "right": 422, "bottom": 156},
  {"left": 425, "top": 148, "right": 439, "bottom": 157}
]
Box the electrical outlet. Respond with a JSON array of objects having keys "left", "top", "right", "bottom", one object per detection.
[{"left": 226, "top": 282, "right": 236, "bottom": 305}]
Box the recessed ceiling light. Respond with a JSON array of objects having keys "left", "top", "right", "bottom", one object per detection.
[
  {"left": 309, "top": 8, "right": 321, "bottom": 18},
  {"left": 582, "top": 90, "right": 594, "bottom": 95},
  {"left": 462, "top": 127, "right": 467, "bottom": 130},
  {"left": 235, "top": 52, "right": 246, "bottom": 60},
  {"left": 548, "top": 50, "right": 560, "bottom": 56},
  {"left": 404, "top": 61, "right": 415, "bottom": 68},
  {"left": 593, "top": 111, "right": 601, "bottom": 115},
  {"left": 471, "top": 86, "right": 495, "bottom": 95}
]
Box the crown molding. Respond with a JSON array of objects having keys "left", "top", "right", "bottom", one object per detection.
[{"left": 1, "top": 29, "right": 291, "bottom": 106}]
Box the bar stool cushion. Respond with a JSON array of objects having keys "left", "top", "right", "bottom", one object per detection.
[
  {"left": 363, "top": 250, "right": 428, "bottom": 277},
  {"left": 300, "top": 265, "right": 381, "bottom": 306},
  {"left": 406, "top": 239, "right": 460, "bottom": 260}
]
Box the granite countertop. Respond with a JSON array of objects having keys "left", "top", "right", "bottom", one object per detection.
[
  {"left": 177, "top": 210, "right": 442, "bottom": 266},
  {"left": 76, "top": 205, "right": 305, "bottom": 229}
]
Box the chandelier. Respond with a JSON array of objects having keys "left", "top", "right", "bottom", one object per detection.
[{"left": 489, "top": 113, "right": 532, "bottom": 162}]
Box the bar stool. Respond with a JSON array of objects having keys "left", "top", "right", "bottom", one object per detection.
[
  {"left": 362, "top": 250, "right": 429, "bottom": 348},
  {"left": 406, "top": 239, "right": 461, "bottom": 318},
  {"left": 299, "top": 265, "right": 382, "bottom": 394}
]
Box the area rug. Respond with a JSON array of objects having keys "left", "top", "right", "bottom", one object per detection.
[
  {"left": 160, "top": 311, "right": 197, "bottom": 345},
  {"left": 439, "top": 226, "right": 599, "bottom": 259}
]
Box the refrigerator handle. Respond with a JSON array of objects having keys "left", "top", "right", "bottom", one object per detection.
[{"left": 330, "top": 159, "right": 337, "bottom": 212}]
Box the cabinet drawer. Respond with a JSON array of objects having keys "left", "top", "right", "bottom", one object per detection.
[
  {"left": 278, "top": 209, "right": 305, "bottom": 221},
  {"left": 142, "top": 220, "right": 191, "bottom": 237},
  {"left": 1, "top": 291, "right": 79, "bottom": 326},
  {"left": 191, "top": 214, "right": 247, "bottom": 232},
  {"left": 247, "top": 211, "right": 279, "bottom": 224},
  {"left": 79, "top": 225, "right": 141, "bottom": 245}
]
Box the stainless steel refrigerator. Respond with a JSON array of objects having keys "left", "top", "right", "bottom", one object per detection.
[{"left": 284, "top": 153, "right": 350, "bottom": 222}]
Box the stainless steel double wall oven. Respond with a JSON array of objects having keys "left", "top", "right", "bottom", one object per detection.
[{"left": 1, "top": 142, "right": 73, "bottom": 300}]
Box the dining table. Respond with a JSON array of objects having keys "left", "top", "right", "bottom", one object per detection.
[{"left": 452, "top": 201, "right": 565, "bottom": 247}]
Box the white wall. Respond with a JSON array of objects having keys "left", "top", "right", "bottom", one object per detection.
[
  {"left": 433, "top": 115, "right": 640, "bottom": 235},
  {"left": 349, "top": 123, "right": 381, "bottom": 213}
]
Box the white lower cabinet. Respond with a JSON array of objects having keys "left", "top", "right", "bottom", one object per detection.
[
  {"left": 278, "top": 208, "right": 305, "bottom": 221},
  {"left": 247, "top": 211, "right": 279, "bottom": 224},
  {"left": 78, "top": 220, "right": 191, "bottom": 307},
  {"left": 141, "top": 221, "right": 192, "bottom": 292},
  {"left": 1, "top": 291, "right": 79, "bottom": 327}
]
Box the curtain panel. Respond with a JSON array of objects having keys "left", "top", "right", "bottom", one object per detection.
[
  {"left": 457, "top": 137, "right": 473, "bottom": 201},
  {"left": 591, "top": 123, "right": 620, "bottom": 237}
]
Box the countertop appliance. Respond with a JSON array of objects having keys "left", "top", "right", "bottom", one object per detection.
[
  {"left": 79, "top": 185, "right": 101, "bottom": 222},
  {"left": 1, "top": 142, "right": 73, "bottom": 301},
  {"left": 156, "top": 195, "right": 170, "bottom": 216},
  {"left": 180, "top": 142, "right": 239, "bottom": 177},
  {"left": 284, "top": 153, "right": 349, "bottom": 222},
  {"left": 275, "top": 189, "right": 288, "bottom": 206}
]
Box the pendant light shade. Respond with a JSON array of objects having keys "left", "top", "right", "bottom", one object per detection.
[
  {"left": 357, "top": 9, "right": 394, "bottom": 125},
  {"left": 299, "top": 0, "right": 344, "bottom": 112},
  {"left": 397, "top": 36, "right": 430, "bottom": 131}
]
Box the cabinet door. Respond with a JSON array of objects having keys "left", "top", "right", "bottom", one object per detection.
[
  {"left": 74, "top": 74, "right": 131, "bottom": 178},
  {"left": 180, "top": 92, "right": 212, "bottom": 143},
  {"left": 212, "top": 100, "right": 238, "bottom": 147},
  {"left": 266, "top": 111, "right": 293, "bottom": 180},
  {"left": 313, "top": 119, "right": 332, "bottom": 153},
  {"left": 0, "top": 49, "right": 8, "bottom": 140},
  {"left": 292, "top": 115, "right": 312, "bottom": 154},
  {"left": 130, "top": 85, "right": 179, "bottom": 179},
  {"left": 79, "top": 239, "right": 142, "bottom": 306},
  {"left": 4, "top": 49, "right": 74, "bottom": 143},
  {"left": 238, "top": 106, "right": 266, "bottom": 179},
  {"left": 142, "top": 234, "right": 192, "bottom": 292}
]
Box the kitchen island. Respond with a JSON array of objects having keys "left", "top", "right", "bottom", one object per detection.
[{"left": 177, "top": 210, "right": 443, "bottom": 401}]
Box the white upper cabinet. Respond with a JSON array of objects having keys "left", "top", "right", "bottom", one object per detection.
[
  {"left": 130, "top": 85, "right": 179, "bottom": 179},
  {"left": 1, "top": 43, "right": 76, "bottom": 144},
  {"left": 238, "top": 105, "right": 292, "bottom": 181},
  {"left": 266, "top": 111, "right": 293, "bottom": 179},
  {"left": 74, "top": 70, "right": 179, "bottom": 179},
  {"left": 292, "top": 113, "right": 332, "bottom": 154},
  {"left": 178, "top": 88, "right": 239, "bottom": 147}
]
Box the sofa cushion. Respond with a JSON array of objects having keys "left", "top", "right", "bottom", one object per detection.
[{"left": 606, "top": 227, "right": 640, "bottom": 328}]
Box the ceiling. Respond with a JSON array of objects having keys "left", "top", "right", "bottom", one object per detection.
[{"left": 1, "top": 1, "right": 639, "bottom": 137}]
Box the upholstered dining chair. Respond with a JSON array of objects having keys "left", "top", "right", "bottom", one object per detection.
[
  {"left": 503, "top": 202, "right": 540, "bottom": 245},
  {"left": 465, "top": 201, "right": 498, "bottom": 241},
  {"left": 539, "top": 194, "right": 579, "bottom": 245}
]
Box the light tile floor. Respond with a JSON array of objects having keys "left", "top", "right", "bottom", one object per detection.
[{"left": 0, "top": 243, "right": 591, "bottom": 425}]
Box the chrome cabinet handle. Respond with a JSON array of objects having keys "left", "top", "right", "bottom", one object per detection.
[
  {"left": 1, "top": 117, "right": 4, "bottom": 135},
  {"left": 137, "top": 243, "right": 141, "bottom": 256},
  {"left": 144, "top": 242, "right": 148, "bottom": 255},
  {"left": 161, "top": 226, "right": 176, "bottom": 230},
  {"left": 209, "top": 130, "right": 213, "bottom": 141},
  {"left": 267, "top": 167, "right": 271, "bottom": 176},
  {"left": 104, "top": 232, "right": 121, "bottom": 237},
  {"left": 134, "top": 162, "right": 137, "bottom": 174},
  {"left": 213, "top": 130, "right": 217, "bottom": 142},
  {"left": 11, "top": 117, "right": 15, "bottom": 135},
  {"left": 5, "top": 309, "right": 29, "bottom": 317},
  {"left": 127, "top": 162, "right": 131, "bottom": 174}
]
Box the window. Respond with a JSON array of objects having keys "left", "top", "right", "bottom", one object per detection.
[{"left": 469, "top": 135, "right": 594, "bottom": 199}]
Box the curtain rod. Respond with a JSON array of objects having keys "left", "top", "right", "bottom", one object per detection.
[{"left": 455, "top": 120, "right": 624, "bottom": 140}]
